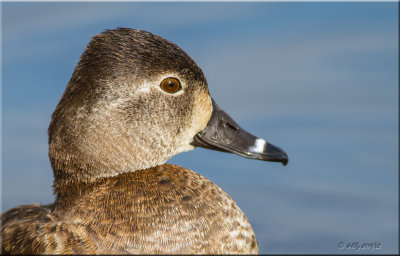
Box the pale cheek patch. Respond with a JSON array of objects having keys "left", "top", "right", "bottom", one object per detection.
[
  {"left": 136, "top": 86, "right": 151, "bottom": 93},
  {"left": 134, "top": 81, "right": 157, "bottom": 94},
  {"left": 249, "top": 138, "right": 266, "bottom": 153}
]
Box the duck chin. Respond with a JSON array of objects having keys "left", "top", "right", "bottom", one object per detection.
[{"left": 175, "top": 144, "right": 196, "bottom": 154}]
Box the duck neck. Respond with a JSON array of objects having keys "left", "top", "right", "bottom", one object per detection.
[
  {"left": 52, "top": 166, "right": 129, "bottom": 211},
  {"left": 51, "top": 165, "right": 167, "bottom": 212},
  {"left": 52, "top": 172, "right": 91, "bottom": 211},
  {"left": 52, "top": 164, "right": 103, "bottom": 208}
]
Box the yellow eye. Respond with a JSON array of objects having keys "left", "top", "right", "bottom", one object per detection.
[{"left": 160, "top": 77, "right": 181, "bottom": 94}]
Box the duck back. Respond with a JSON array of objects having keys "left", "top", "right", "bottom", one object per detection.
[{"left": 2, "top": 164, "right": 258, "bottom": 254}]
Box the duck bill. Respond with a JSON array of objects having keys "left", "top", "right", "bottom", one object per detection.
[{"left": 192, "top": 99, "right": 288, "bottom": 166}]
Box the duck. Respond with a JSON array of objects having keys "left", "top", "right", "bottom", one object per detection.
[{"left": 1, "top": 28, "right": 288, "bottom": 254}]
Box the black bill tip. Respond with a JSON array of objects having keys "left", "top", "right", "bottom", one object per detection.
[
  {"left": 242, "top": 139, "right": 288, "bottom": 166},
  {"left": 261, "top": 142, "right": 289, "bottom": 166},
  {"left": 191, "top": 98, "right": 289, "bottom": 166}
]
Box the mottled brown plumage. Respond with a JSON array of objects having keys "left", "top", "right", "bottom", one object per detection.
[
  {"left": 2, "top": 164, "right": 258, "bottom": 254},
  {"left": 1, "top": 28, "right": 278, "bottom": 254}
]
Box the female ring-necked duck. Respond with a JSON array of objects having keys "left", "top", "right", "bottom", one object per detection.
[{"left": 2, "top": 28, "right": 288, "bottom": 254}]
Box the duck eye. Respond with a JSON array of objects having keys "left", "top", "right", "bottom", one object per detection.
[{"left": 160, "top": 77, "right": 181, "bottom": 94}]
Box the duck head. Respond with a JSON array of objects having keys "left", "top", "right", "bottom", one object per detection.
[{"left": 48, "top": 28, "right": 288, "bottom": 183}]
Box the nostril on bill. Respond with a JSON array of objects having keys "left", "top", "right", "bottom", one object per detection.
[{"left": 224, "top": 121, "right": 239, "bottom": 132}]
